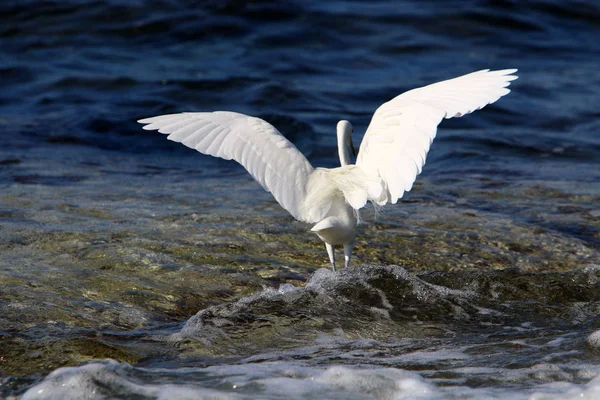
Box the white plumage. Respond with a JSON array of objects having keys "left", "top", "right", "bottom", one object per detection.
[
  {"left": 356, "top": 69, "right": 518, "bottom": 204},
  {"left": 139, "top": 69, "right": 518, "bottom": 270}
]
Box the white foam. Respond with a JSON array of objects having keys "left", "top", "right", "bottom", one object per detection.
[
  {"left": 528, "top": 376, "right": 600, "bottom": 400},
  {"left": 197, "top": 362, "right": 439, "bottom": 399},
  {"left": 277, "top": 283, "right": 298, "bottom": 294},
  {"left": 586, "top": 329, "right": 600, "bottom": 349},
  {"left": 316, "top": 366, "right": 436, "bottom": 400},
  {"left": 18, "top": 358, "right": 600, "bottom": 400},
  {"left": 20, "top": 359, "right": 438, "bottom": 400},
  {"left": 20, "top": 360, "right": 238, "bottom": 400}
]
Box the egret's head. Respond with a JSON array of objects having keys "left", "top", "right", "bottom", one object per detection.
[{"left": 337, "top": 120, "right": 357, "bottom": 157}]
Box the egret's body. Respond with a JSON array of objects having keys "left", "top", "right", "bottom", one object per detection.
[{"left": 139, "top": 69, "right": 517, "bottom": 270}]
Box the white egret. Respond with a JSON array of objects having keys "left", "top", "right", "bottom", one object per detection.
[{"left": 139, "top": 69, "right": 517, "bottom": 270}]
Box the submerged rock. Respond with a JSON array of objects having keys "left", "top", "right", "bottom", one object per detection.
[
  {"left": 169, "top": 265, "right": 600, "bottom": 357},
  {"left": 15, "top": 262, "right": 600, "bottom": 399}
]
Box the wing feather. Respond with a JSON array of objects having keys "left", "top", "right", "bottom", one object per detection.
[
  {"left": 356, "top": 69, "right": 517, "bottom": 204},
  {"left": 139, "top": 111, "right": 323, "bottom": 222}
]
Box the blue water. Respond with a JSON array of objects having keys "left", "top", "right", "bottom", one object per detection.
[
  {"left": 3, "top": 0, "right": 599, "bottom": 164},
  {"left": 2, "top": 0, "right": 600, "bottom": 398}
]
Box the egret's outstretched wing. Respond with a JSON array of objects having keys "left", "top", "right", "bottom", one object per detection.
[
  {"left": 356, "top": 69, "right": 518, "bottom": 204},
  {"left": 138, "top": 111, "right": 319, "bottom": 222}
]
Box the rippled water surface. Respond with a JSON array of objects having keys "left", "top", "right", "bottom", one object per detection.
[{"left": 1, "top": 0, "right": 600, "bottom": 398}]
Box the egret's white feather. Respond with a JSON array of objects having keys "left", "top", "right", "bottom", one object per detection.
[
  {"left": 302, "top": 166, "right": 386, "bottom": 217},
  {"left": 139, "top": 111, "right": 322, "bottom": 223},
  {"left": 356, "top": 68, "right": 518, "bottom": 204}
]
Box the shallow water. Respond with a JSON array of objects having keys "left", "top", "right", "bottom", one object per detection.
[
  {"left": 11, "top": 266, "right": 600, "bottom": 399},
  {"left": 1, "top": 0, "right": 600, "bottom": 398}
]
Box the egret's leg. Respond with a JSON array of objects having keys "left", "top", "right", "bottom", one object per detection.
[
  {"left": 325, "top": 243, "right": 336, "bottom": 271},
  {"left": 343, "top": 241, "right": 355, "bottom": 269}
]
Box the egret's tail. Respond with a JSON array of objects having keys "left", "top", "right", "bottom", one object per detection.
[{"left": 301, "top": 166, "right": 387, "bottom": 221}]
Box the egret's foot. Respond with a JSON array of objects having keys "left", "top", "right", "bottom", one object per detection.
[
  {"left": 325, "top": 243, "right": 336, "bottom": 271},
  {"left": 343, "top": 241, "right": 355, "bottom": 269}
]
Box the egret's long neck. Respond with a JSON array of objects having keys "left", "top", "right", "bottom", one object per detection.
[
  {"left": 337, "top": 128, "right": 352, "bottom": 167},
  {"left": 338, "top": 141, "right": 351, "bottom": 167}
]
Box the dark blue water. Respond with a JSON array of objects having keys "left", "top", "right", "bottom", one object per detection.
[
  {"left": 2, "top": 1, "right": 600, "bottom": 398},
  {"left": 3, "top": 0, "right": 599, "bottom": 164}
]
